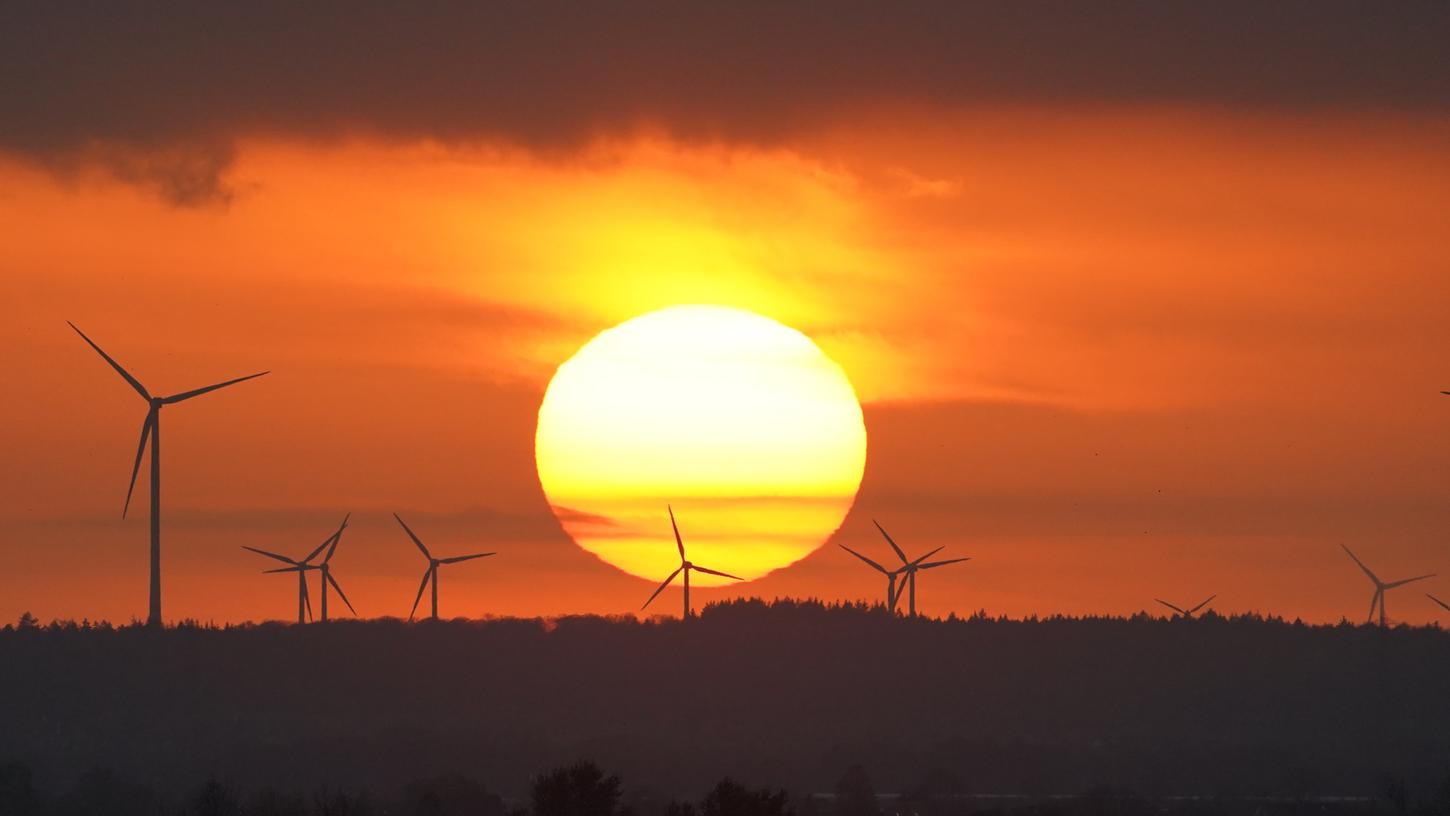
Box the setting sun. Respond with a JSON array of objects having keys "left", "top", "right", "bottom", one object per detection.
[{"left": 534, "top": 305, "right": 867, "bottom": 585}]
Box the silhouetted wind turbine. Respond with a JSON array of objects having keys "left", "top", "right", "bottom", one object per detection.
[
  {"left": 314, "top": 514, "right": 355, "bottom": 622},
  {"left": 243, "top": 531, "right": 335, "bottom": 624},
  {"left": 642, "top": 506, "right": 743, "bottom": 619},
  {"left": 839, "top": 544, "right": 906, "bottom": 611},
  {"left": 1340, "top": 544, "right": 1434, "bottom": 627},
  {"left": 395, "top": 513, "right": 494, "bottom": 621},
  {"left": 875, "top": 519, "right": 969, "bottom": 617},
  {"left": 1155, "top": 594, "right": 1216, "bottom": 619},
  {"left": 70, "top": 322, "right": 268, "bottom": 627},
  {"left": 1427, "top": 594, "right": 1450, "bottom": 618}
]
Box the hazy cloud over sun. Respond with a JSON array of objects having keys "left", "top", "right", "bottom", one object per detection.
[{"left": 3, "top": 1, "right": 1448, "bottom": 203}]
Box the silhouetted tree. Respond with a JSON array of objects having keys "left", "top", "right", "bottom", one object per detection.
[
  {"left": 313, "top": 789, "right": 375, "bottom": 816},
  {"left": 532, "top": 761, "right": 624, "bottom": 816},
  {"left": 0, "top": 760, "right": 40, "bottom": 816},
  {"left": 404, "top": 774, "right": 505, "bottom": 816},
  {"left": 190, "top": 776, "right": 240, "bottom": 816},
  {"left": 58, "top": 767, "right": 156, "bottom": 816},
  {"left": 242, "top": 788, "right": 307, "bottom": 816},
  {"left": 700, "top": 778, "right": 790, "bottom": 816},
  {"left": 834, "top": 767, "right": 879, "bottom": 816},
  {"left": 1380, "top": 775, "right": 1409, "bottom": 815}
]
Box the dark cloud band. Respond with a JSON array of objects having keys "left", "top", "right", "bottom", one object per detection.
[{"left": 3, "top": 1, "right": 1446, "bottom": 202}]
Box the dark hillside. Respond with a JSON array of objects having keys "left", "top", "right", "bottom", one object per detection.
[{"left": 2, "top": 601, "right": 1447, "bottom": 802}]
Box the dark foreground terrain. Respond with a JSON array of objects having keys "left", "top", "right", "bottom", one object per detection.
[{"left": 2, "top": 601, "right": 1448, "bottom": 813}]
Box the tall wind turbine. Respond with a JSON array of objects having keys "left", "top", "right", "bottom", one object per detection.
[
  {"left": 642, "top": 506, "right": 742, "bottom": 619},
  {"left": 242, "top": 532, "right": 333, "bottom": 624},
  {"left": 875, "top": 519, "right": 969, "bottom": 617},
  {"left": 70, "top": 322, "right": 268, "bottom": 627},
  {"left": 394, "top": 514, "right": 494, "bottom": 621},
  {"left": 1340, "top": 544, "right": 1434, "bottom": 627},
  {"left": 314, "top": 514, "right": 356, "bottom": 622},
  {"left": 1155, "top": 594, "right": 1216, "bottom": 619},
  {"left": 839, "top": 544, "right": 906, "bottom": 611}
]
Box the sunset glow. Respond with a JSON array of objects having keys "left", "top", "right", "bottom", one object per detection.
[{"left": 535, "top": 305, "right": 867, "bottom": 584}]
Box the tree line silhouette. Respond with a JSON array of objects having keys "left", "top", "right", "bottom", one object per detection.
[
  {"left": 4, "top": 756, "right": 1448, "bottom": 816},
  {"left": 3, "top": 600, "right": 1450, "bottom": 808}
]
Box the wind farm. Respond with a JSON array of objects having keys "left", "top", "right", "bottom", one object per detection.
[{"left": 6, "top": 3, "right": 1450, "bottom": 812}]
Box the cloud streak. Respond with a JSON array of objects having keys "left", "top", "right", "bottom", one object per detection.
[{"left": 3, "top": 1, "right": 1448, "bottom": 202}]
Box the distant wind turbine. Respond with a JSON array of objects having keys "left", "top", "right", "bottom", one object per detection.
[
  {"left": 314, "top": 514, "right": 356, "bottom": 622},
  {"left": 839, "top": 544, "right": 906, "bottom": 611},
  {"left": 642, "top": 506, "right": 742, "bottom": 619},
  {"left": 394, "top": 514, "right": 494, "bottom": 621},
  {"left": 70, "top": 322, "right": 268, "bottom": 627},
  {"left": 1340, "top": 544, "right": 1434, "bottom": 627},
  {"left": 874, "top": 519, "right": 969, "bottom": 617},
  {"left": 1155, "top": 594, "right": 1216, "bottom": 619},
  {"left": 243, "top": 529, "right": 334, "bottom": 624}
]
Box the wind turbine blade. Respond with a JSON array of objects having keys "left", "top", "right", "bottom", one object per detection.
[
  {"left": 301, "top": 533, "right": 335, "bottom": 565},
  {"left": 918, "top": 557, "right": 970, "bottom": 569},
  {"left": 394, "top": 513, "right": 431, "bottom": 559},
  {"left": 1187, "top": 594, "right": 1217, "bottom": 614},
  {"left": 839, "top": 544, "right": 889, "bottom": 574},
  {"left": 873, "top": 519, "right": 909, "bottom": 564},
  {"left": 1155, "top": 599, "right": 1187, "bottom": 615},
  {"left": 1368, "top": 588, "right": 1381, "bottom": 623},
  {"left": 1339, "top": 544, "right": 1381, "bottom": 585},
  {"left": 408, "top": 569, "right": 431, "bottom": 621},
  {"left": 1428, "top": 594, "right": 1450, "bottom": 613},
  {"left": 691, "top": 565, "right": 744, "bottom": 581},
  {"left": 262, "top": 566, "right": 301, "bottom": 574},
  {"left": 160, "top": 371, "right": 269, "bottom": 404},
  {"left": 1385, "top": 573, "right": 1436, "bottom": 589},
  {"left": 122, "top": 411, "right": 154, "bottom": 519},
  {"left": 440, "top": 552, "right": 494, "bottom": 564},
  {"left": 242, "top": 546, "right": 299, "bottom": 566},
  {"left": 302, "top": 580, "right": 313, "bottom": 622},
  {"left": 326, "top": 572, "right": 357, "bottom": 615},
  {"left": 323, "top": 513, "right": 351, "bottom": 563},
  {"left": 642, "top": 566, "right": 683, "bottom": 610},
  {"left": 908, "top": 546, "right": 945, "bottom": 566},
  {"left": 68, "top": 322, "right": 150, "bottom": 400},
  {"left": 668, "top": 505, "right": 686, "bottom": 560}
]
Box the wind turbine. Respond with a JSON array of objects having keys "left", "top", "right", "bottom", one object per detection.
[
  {"left": 69, "top": 322, "right": 268, "bottom": 627},
  {"left": 314, "top": 514, "right": 356, "bottom": 622},
  {"left": 839, "top": 544, "right": 906, "bottom": 611},
  {"left": 242, "top": 532, "right": 333, "bottom": 624},
  {"left": 875, "top": 519, "right": 969, "bottom": 617},
  {"left": 642, "top": 506, "right": 743, "bottom": 619},
  {"left": 1155, "top": 594, "right": 1216, "bottom": 619},
  {"left": 1340, "top": 544, "right": 1434, "bottom": 627},
  {"left": 394, "top": 513, "right": 494, "bottom": 621}
]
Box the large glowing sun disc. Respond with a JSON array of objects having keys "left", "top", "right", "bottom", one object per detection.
[{"left": 534, "top": 305, "right": 867, "bottom": 584}]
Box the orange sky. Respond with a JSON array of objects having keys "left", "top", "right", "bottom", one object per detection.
[{"left": 3, "top": 106, "right": 1450, "bottom": 625}]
